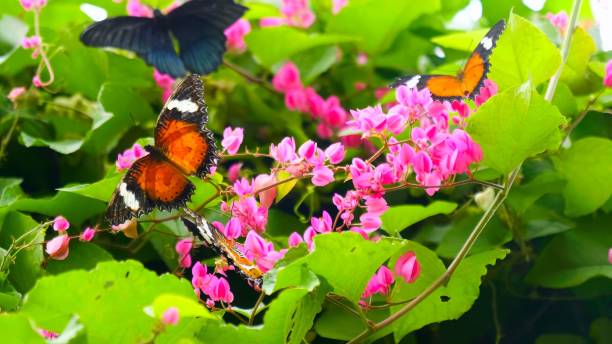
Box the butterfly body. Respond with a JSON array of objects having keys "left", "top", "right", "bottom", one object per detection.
[
  {"left": 81, "top": 0, "right": 248, "bottom": 77},
  {"left": 392, "top": 20, "right": 506, "bottom": 101},
  {"left": 106, "top": 75, "right": 217, "bottom": 226}
]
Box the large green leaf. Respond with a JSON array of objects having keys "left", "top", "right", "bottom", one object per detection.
[
  {"left": 553, "top": 137, "right": 612, "bottom": 217},
  {"left": 246, "top": 27, "right": 356, "bottom": 69},
  {"left": 264, "top": 232, "right": 404, "bottom": 302},
  {"left": 392, "top": 249, "right": 509, "bottom": 341},
  {"left": 57, "top": 174, "right": 122, "bottom": 202},
  {"left": 507, "top": 171, "right": 566, "bottom": 214},
  {"left": 526, "top": 216, "right": 612, "bottom": 288},
  {"left": 326, "top": 0, "right": 441, "bottom": 54},
  {"left": 381, "top": 201, "right": 457, "bottom": 235},
  {"left": 431, "top": 28, "right": 490, "bottom": 52},
  {"left": 45, "top": 242, "right": 113, "bottom": 275},
  {"left": 20, "top": 260, "right": 196, "bottom": 343},
  {"left": 0, "top": 314, "right": 45, "bottom": 344},
  {"left": 12, "top": 191, "right": 106, "bottom": 227},
  {"left": 489, "top": 14, "right": 561, "bottom": 90},
  {"left": 467, "top": 83, "right": 566, "bottom": 175},
  {"left": 0, "top": 178, "right": 24, "bottom": 207},
  {"left": 559, "top": 27, "right": 596, "bottom": 93}
]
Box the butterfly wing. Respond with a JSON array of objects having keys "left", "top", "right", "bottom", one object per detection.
[
  {"left": 166, "top": 0, "right": 248, "bottom": 75},
  {"left": 460, "top": 19, "right": 506, "bottom": 98},
  {"left": 80, "top": 16, "right": 186, "bottom": 77},
  {"left": 106, "top": 153, "right": 195, "bottom": 225},
  {"left": 391, "top": 74, "right": 465, "bottom": 100},
  {"left": 155, "top": 75, "right": 217, "bottom": 178}
]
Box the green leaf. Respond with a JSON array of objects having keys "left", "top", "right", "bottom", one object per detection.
[
  {"left": 326, "top": 0, "right": 441, "bottom": 54},
  {"left": 552, "top": 82, "right": 578, "bottom": 117},
  {"left": 246, "top": 27, "right": 356, "bottom": 69},
  {"left": 507, "top": 171, "right": 566, "bottom": 214},
  {"left": 12, "top": 192, "right": 106, "bottom": 227},
  {"left": 467, "top": 82, "right": 566, "bottom": 175},
  {"left": 0, "top": 178, "right": 24, "bottom": 207},
  {"left": 0, "top": 314, "right": 45, "bottom": 344},
  {"left": 392, "top": 249, "right": 509, "bottom": 341},
  {"left": 275, "top": 170, "right": 298, "bottom": 204},
  {"left": 45, "top": 242, "right": 113, "bottom": 275},
  {"left": 150, "top": 294, "right": 214, "bottom": 319},
  {"left": 263, "top": 232, "right": 404, "bottom": 302},
  {"left": 0, "top": 210, "right": 44, "bottom": 293},
  {"left": 19, "top": 132, "right": 83, "bottom": 155},
  {"left": 20, "top": 260, "right": 196, "bottom": 342},
  {"left": 489, "top": 14, "right": 561, "bottom": 90},
  {"left": 375, "top": 31, "right": 433, "bottom": 71},
  {"left": 554, "top": 137, "right": 612, "bottom": 217},
  {"left": 526, "top": 215, "right": 612, "bottom": 288},
  {"left": 0, "top": 15, "right": 28, "bottom": 64},
  {"left": 292, "top": 45, "right": 339, "bottom": 84},
  {"left": 57, "top": 174, "right": 122, "bottom": 202},
  {"left": 0, "top": 280, "right": 22, "bottom": 312},
  {"left": 560, "top": 27, "right": 596, "bottom": 93},
  {"left": 381, "top": 201, "right": 457, "bottom": 235},
  {"left": 431, "top": 28, "right": 490, "bottom": 52}
]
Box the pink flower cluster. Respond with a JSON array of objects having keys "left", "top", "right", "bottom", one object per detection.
[
  {"left": 273, "top": 62, "right": 349, "bottom": 139},
  {"left": 362, "top": 251, "right": 421, "bottom": 301},
  {"left": 604, "top": 60, "right": 612, "bottom": 88},
  {"left": 45, "top": 216, "right": 96, "bottom": 261},
  {"left": 546, "top": 11, "right": 568, "bottom": 35},
  {"left": 224, "top": 19, "right": 251, "bottom": 53},
  {"left": 116, "top": 143, "right": 148, "bottom": 170},
  {"left": 260, "top": 0, "right": 315, "bottom": 29},
  {"left": 154, "top": 69, "right": 176, "bottom": 102},
  {"left": 192, "top": 262, "right": 234, "bottom": 307}
]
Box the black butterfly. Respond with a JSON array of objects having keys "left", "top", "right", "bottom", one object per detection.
[{"left": 80, "top": 0, "right": 248, "bottom": 78}]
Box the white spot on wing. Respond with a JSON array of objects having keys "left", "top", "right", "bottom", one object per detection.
[
  {"left": 119, "top": 183, "right": 140, "bottom": 210},
  {"left": 481, "top": 36, "right": 493, "bottom": 50},
  {"left": 405, "top": 75, "right": 421, "bottom": 89},
  {"left": 166, "top": 99, "right": 198, "bottom": 113}
]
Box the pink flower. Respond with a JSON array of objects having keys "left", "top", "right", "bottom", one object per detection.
[
  {"left": 270, "top": 137, "right": 297, "bottom": 163},
  {"left": 325, "top": 143, "right": 345, "bottom": 164},
  {"left": 46, "top": 234, "right": 70, "bottom": 260},
  {"left": 354, "top": 81, "right": 367, "bottom": 91},
  {"left": 32, "top": 75, "right": 43, "bottom": 88},
  {"left": 608, "top": 248, "right": 612, "bottom": 264},
  {"left": 356, "top": 52, "right": 368, "bottom": 65},
  {"left": 233, "top": 178, "right": 254, "bottom": 196},
  {"left": 244, "top": 230, "right": 272, "bottom": 260},
  {"left": 546, "top": 11, "right": 568, "bottom": 34},
  {"left": 411, "top": 151, "right": 432, "bottom": 177},
  {"left": 311, "top": 211, "right": 333, "bottom": 233},
  {"left": 365, "top": 196, "right": 388, "bottom": 216},
  {"left": 260, "top": 17, "right": 286, "bottom": 27},
  {"left": 37, "top": 329, "right": 58, "bottom": 339},
  {"left": 80, "top": 227, "right": 96, "bottom": 242},
  {"left": 161, "top": 307, "right": 179, "bottom": 325},
  {"left": 227, "top": 163, "right": 242, "bottom": 183},
  {"left": 222, "top": 127, "right": 244, "bottom": 155},
  {"left": 126, "top": 0, "right": 153, "bottom": 17},
  {"left": 21, "top": 36, "right": 41, "bottom": 49},
  {"left": 191, "top": 262, "right": 211, "bottom": 291},
  {"left": 303, "top": 226, "right": 317, "bottom": 250},
  {"left": 20, "top": 0, "right": 35, "bottom": 11},
  {"left": 298, "top": 140, "right": 317, "bottom": 161},
  {"left": 362, "top": 265, "right": 394, "bottom": 298},
  {"left": 208, "top": 276, "right": 234, "bottom": 303},
  {"left": 311, "top": 166, "right": 334, "bottom": 186},
  {"left": 153, "top": 69, "right": 175, "bottom": 88},
  {"left": 281, "top": 0, "right": 316, "bottom": 28},
  {"left": 224, "top": 19, "right": 251, "bottom": 53},
  {"left": 116, "top": 143, "right": 147, "bottom": 170},
  {"left": 285, "top": 88, "right": 310, "bottom": 112},
  {"left": 175, "top": 238, "right": 193, "bottom": 268},
  {"left": 604, "top": 60, "right": 612, "bottom": 88},
  {"left": 53, "top": 216, "right": 70, "bottom": 232},
  {"left": 394, "top": 251, "right": 420, "bottom": 283},
  {"left": 273, "top": 62, "right": 302, "bottom": 92},
  {"left": 288, "top": 232, "right": 304, "bottom": 247},
  {"left": 474, "top": 79, "right": 498, "bottom": 107},
  {"left": 257, "top": 249, "right": 286, "bottom": 272},
  {"left": 359, "top": 212, "right": 381, "bottom": 233},
  {"left": 254, "top": 174, "right": 277, "bottom": 209},
  {"left": 222, "top": 218, "right": 243, "bottom": 240},
  {"left": 7, "top": 87, "right": 26, "bottom": 103},
  {"left": 332, "top": 0, "right": 348, "bottom": 14}
]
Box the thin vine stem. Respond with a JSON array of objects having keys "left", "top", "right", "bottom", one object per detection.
[{"left": 346, "top": 1, "right": 582, "bottom": 341}]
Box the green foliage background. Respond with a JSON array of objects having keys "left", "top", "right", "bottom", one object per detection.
[{"left": 0, "top": 0, "right": 611, "bottom": 343}]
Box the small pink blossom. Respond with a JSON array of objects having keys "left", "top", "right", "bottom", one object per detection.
[
  {"left": 153, "top": 69, "right": 174, "bottom": 88},
  {"left": 273, "top": 62, "right": 302, "bottom": 92},
  {"left": 288, "top": 232, "right": 304, "bottom": 247},
  {"left": 332, "top": 0, "right": 348, "bottom": 14},
  {"left": 254, "top": 174, "right": 277, "bottom": 209},
  {"left": 325, "top": 143, "right": 345, "bottom": 164},
  {"left": 46, "top": 234, "right": 70, "bottom": 260},
  {"left": 270, "top": 137, "right": 297, "bottom": 163},
  {"left": 227, "top": 163, "right": 242, "bottom": 183},
  {"left": 175, "top": 238, "right": 193, "bottom": 268},
  {"left": 21, "top": 36, "right": 41, "bottom": 49},
  {"left": 161, "top": 307, "right": 179, "bottom": 325},
  {"left": 311, "top": 165, "right": 334, "bottom": 186},
  {"left": 359, "top": 212, "right": 382, "bottom": 233},
  {"left": 362, "top": 265, "right": 394, "bottom": 298},
  {"left": 303, "top": 226, "right": 317, "bottom": 250},
  {"left": 80, "top": 227, "right": 96, "bottom": 242},
  {"left": 126, "top": 0, "right": 153, "bottom": 17},
  {"left": 53, "top": 216, "right": 70, "bottom": 232},
  {"left": 311, "top": 211, "right": 333, "bottom": 233},
  {"left": 224, "top": 19, "right": 251, "bottom": 53},
  {"left": 223, "top": 218, "right": 243, "bottom": 240},
  {"left": 281, "top": 0, "right": 315, "bottom": 28},
  {"left": 7, "top": 87, "right": 26, "bottom": 103},
  {"left": 116, "top": 143, "right": 148, "bottom": 170},
  {"left": 37, "top": 329, "right": 58, "bottom": 339},
  {"left": 604, "top": 60, "right": 612, "bottom": 88},
  {"left": 356, "top": 52, "right": 368, "bottom": 65},
  {"left": 608, "top": 248, "right": 612, "bottom": 264},
  {"left": 411, "top": 151, "right": 432, "bottom": 177},
  {"left": 474, "top": 79, "right": 498, "bottom": 107},
  {"left": 244, "top": 230, "right": 272, "bottom": 260},
  {"left": 233, "top": 178, "right": 254, "bottom": 196},
  {"left": 285, "top": 88, "right": 310, "bottom": 112},
  {"left": 395, "top": 251, "right": 420, "bottom": 283},
  {"left": 32, "top": 75, "right": 43, "bottom": 88},
  {"left": 546, "top": 11, "right": 568, "bottom": 34},
  {"left": 259, "top": 17, "right": 286, "bottom": 27},
  {"left": 298, "top": 140, "right": 317, "bottom": 161},
  {"left": 208, "top": 276, "right": 234, "bottom": 303},
  {"left": 222, "top": 127, "right": 244, "bottom": 155}
]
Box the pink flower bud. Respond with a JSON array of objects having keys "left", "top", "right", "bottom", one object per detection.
[
  {"left": 161, "top": 307, "right": 179, "bottom": 325},
  {"left": 37, "top": 329, "right": 58, "bottom": 339},
  {"left": 311, "top": 165, "right": 334, "bottom": 186},
  {"left": 608, "top": 248, "right": 612, "bottom": 264},
  {"left": 7, "top": 87, "right": 26, "bottom": 103},
  {"left": 209, "top": 276, "right": 234, "bottom": 303},
  {"left": 254, "top": 174, "right": 277, "bottom": 209},
  {"left": 270, "top": 137, "right": 297, "bottom": 163},
  {"left": 303, "top": 226, "right": 316, "bottom": 251},
  {"left": 224, "top": 19, "right": 251, "bottom": 53},
  {"left": 359, "top": 212, "right": 382, "bottom": 233},
  {"left": 126, "top": 0, "right": 153, "bottom": 17},
  {"left": 221, "top": 127, "right": 244, "bottom": 155},
  {"left": 394, "top": 251, "right": 420, "bottom": 283},
  {"left": 324, "top": 143, "right": 345, "bottom": 164},
  {"left": 546, "top": 11, "right": 568, "bottom": 33},
  {"left": 175, "top": 238, "right": 193, "bottom": 257},
  {"left": 223, "top": 218, "right": 243, "bottom": 240},
  {"left": 53, "top": 216, "right": 70, "bottom": 232},
  {"left": 20, "top": 0, "right": 35, "bottom": 11},
  {"left": 227, "top": 163, "right": 242, "bottom": 183},
  {"left": 288, "top": 232, "right": 304, "bottom": 247},
  {"left": 32, "top": 75, "right": 43, "bottom": 88},
  {"left": 298, "top": 140, "right": 317, "bottom": 160},
  {"left": 285, "top": 88, "right": 309, "bottom": 112},
  {"left": 80, "top": 227, "right": 96, "bottom": 242},
  {"left": 604, "top": 60, "right": 612, "bottom": 88},
  {"left": 356, "top": 52, "right": 368, "bottom": 65},
  {"left": 46, "top": 234, "right": 70, "bottom": 260},
  {"left": 272, "top": 62, "right": 302, "bottom": 92},
  {"left": 179, "top": 254, "right": 192, "bottom": 268}
]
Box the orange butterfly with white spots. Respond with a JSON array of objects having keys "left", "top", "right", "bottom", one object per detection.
[
  {"left": 106, "top": 74, "right": 217, "bottom": 226},
  {"left": 391, "top": 20, "right": 506, "bottom": 100}
]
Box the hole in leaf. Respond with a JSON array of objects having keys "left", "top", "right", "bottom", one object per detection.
[
  {"left": 440, "top": 295, "right": 450, "bottom": 302},
  {"left": 350, "top": 246, "right": 356, "bottom": 253}
]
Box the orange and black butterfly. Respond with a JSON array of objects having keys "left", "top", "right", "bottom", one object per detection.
[
  {"left": 106, "top": 75, "right": 217, "bottom": 226},
  {"left": 391, "top": 19, "right": 506, "bottom": 100}
]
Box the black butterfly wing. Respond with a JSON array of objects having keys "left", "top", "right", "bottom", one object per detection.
[
  {"left": 167, "top": 0, "right": 248, "bottom": 75},
  {"left": 80, "top": 16, "right": 187, "bottom": 77}
]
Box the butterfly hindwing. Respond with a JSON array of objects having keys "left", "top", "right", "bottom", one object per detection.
[
  {"left": 155, "top": 75, "right": 217, "bottom": 178},
  {"left": 106, "top": 153, "right": 195, "bottom": 225},
  {"left": 391, "top": 19, "right": 506, "bottom": 100}
]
